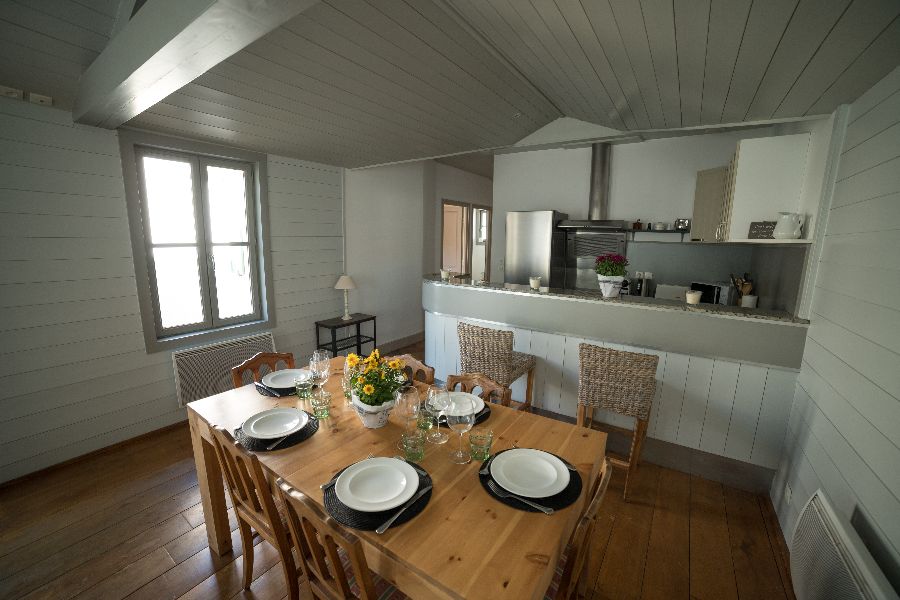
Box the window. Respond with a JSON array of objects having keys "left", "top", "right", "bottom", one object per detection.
[{"left": 120, "top": 131, "right": 273, "bottom": 352}]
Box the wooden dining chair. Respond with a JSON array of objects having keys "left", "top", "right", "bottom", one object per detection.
[
  {"left": 445, "top": 372, "right": 511, "bottom": 407},
  {"left": 276, "top": 479, "right": 407, "bottom": 600},
  {"left": 231, "top": 351, "right": 296, "bottom": 388},
  {"left": 385, "top": 354, "right": 434, "bottom": 385},
  {"left": 577, "top": 344, "right": 658, "bottom": 500},
  {"left": 210, "top": 426, "right": 299, "bottom": 599},
  {"left": 545, "top": 459, "right": 612, "bottom": 600}
]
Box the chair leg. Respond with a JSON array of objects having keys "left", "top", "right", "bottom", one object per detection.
[
  {"left": 238, "top": 520, "right": 254, "bottom": 589},
  {"left": 280, "top": 552, "right": 300, "bottom": 600},
  {"left": 524, "top": 367, "right": 535, "bottom": 411},
  {"left": 623, "top": 418, "right": 649, "bottom": 501},
  {"left": 576, "top": 404, "right": 586, "bottom": 427}
]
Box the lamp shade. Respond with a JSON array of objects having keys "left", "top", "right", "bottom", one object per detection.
[{"left": 334, "top": 275, "right": 356, "bottom": 290}]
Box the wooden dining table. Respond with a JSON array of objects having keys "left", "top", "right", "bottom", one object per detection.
[{"left": 187, "top": 357, "right": 607, "bottom": 600}]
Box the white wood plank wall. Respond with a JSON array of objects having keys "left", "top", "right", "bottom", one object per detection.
[
  {"left": 0, "top": 99, "right": 344, "bottom": 483},
  {"left": 425, "top": 311, "right": 796, "bottom": 469},
  {"left": 771, "top": 66, "right": 900, "bottom": 567}
]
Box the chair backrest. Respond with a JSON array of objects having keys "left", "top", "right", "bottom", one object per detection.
[
  {"left": 457, "top": 322, "right": 514, "bottom": 384},
  {"left": 231, "top": 351, "right": 295, "bottom": 388},
  {"left": 277, "top": 479, "right": 378, "bottom": 600},
  {"left": 445, "top": 372, "right": 511, "bottom": 406},
  {"left": 386, "top": 354, "right": 435, "bottom": 385},
  {"left": 553, "top": 459, "right": 612, "bottom": 600},
  {"left": 577, "top": 344, "right": 658, "bottom": 421},
  {"left": 209, "top": 426, "right": 292, "bottom": 553}
]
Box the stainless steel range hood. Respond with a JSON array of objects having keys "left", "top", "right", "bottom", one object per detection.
[{"left": 557, "top": 143, "right": 629, "bottom": 231}]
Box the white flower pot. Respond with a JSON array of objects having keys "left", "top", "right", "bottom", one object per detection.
[
  {"left": 351, "top": 393, "right": 395, "bottom": 429},
  {"left": 596, "top": 275, "right": 624, "bottom": 298}
]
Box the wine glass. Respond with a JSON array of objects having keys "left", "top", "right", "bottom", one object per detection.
[
  {"left": 341, "top": 368, "right": 353, "bottom": 406},
  {"left": 395, "top": 388, "right": 421, "bottom": 449},
  {"left": 309, "top": 350, "right": 331, "bottom": 387},
  {"left": 425, "top": 386, "right": 450, "bottom": 444},
  {"left": 446, "top": 395, "right": 476, "bottom": 464}
]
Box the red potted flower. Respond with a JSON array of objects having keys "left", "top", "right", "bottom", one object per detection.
[{"left": 595, "top": 253, "right": 629, "bottom": 298}]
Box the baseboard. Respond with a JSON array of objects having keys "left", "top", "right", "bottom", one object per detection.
[
  {"left": 0, "top": 420, "right": 189, "bottom": 491},
  {"left": 530, "top": 406, "right": 774, "bottom": 494},
  {"left": 380, "top": 331, "right": 424, "bottom": 354}
]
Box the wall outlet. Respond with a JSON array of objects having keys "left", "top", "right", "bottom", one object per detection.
[
  {"left": 27, "top": 92, "right": 52, "bottom": 106},
  {"left": 0, "top": 85, "right": 24, "bottom": 100},
  {"left": 784, "top": 482, "right": 793, "bottom": 506}
]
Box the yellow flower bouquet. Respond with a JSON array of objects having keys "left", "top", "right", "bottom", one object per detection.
[{"left": 345, "top": 349, "right": 406, "bottom": 407}]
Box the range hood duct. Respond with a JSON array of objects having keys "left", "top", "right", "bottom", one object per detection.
[
  {"left": 557, "top": 142, "right": 628, "bottom": 230},
  {"left": 588, "top": 142, "right": 610, "bottom": 220}
]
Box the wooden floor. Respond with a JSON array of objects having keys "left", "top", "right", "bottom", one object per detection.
[{"left": 0, "top": 422, "right": 793, "bottom": 600}]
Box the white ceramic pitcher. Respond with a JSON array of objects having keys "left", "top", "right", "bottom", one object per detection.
[{"left": 773, "top": 212, "right": 803, "bottom": 239}]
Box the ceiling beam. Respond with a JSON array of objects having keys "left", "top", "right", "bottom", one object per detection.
[{"left": 74, "top": 0, "right": 318, "bottom": 128}]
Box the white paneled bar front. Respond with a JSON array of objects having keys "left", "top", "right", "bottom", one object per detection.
[{"left": 424, "top": 280, "right": 805, "bottom": 469}]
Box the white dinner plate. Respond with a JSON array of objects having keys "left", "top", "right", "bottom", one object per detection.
[
  {"left": 335, "top": 458, "right": 419, "bottom": 512},
  {"left": 242, "top": 407, "right": 309, "bottom": 440},
  {"left": 444, "top": 391, "right": 485, "bottom": 416},
  {"left": 262, "top": 368, "right": 312, "bottom": 390},
  {"left": 490, "top": 448, "right": 570, "bottom": 498}
]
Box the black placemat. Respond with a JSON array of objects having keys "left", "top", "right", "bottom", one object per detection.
[
  {"left": 323, "top": 462, "right": 432, "bottom": 531},
  {"left": 437, "top": 404, "right": 491, "bottom": 428},
  {"left": 478, "top": 449, "right": 583, "bottom": 512},
  {"left": 234, "top": 411, "right": 319, "bottom": 451},
  {"left": 254, "top": 382, "right": 297, "bottom": 398}
]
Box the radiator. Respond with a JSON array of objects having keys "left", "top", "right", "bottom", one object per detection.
[
  {"left": 791, "top": 489, "right": 898, "bottom": 600},
  {"left": 173, "top": 332, "right": 276, "bottom": 407}
]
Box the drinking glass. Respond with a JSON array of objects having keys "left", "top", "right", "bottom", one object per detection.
[
  {"left": 468, "top": 429, "right": 494, "bottom": 462},
  {"left": 446, "top": 395, "right": 476, "bottom": 464},
  {"left": 294, "top": 372, "right": 313, "bottom": 400},
  {"left": 425, "top": 386, "right": 450, "bottom": 444},
  {"left": 309, "top": 389, "right": 331, "bottom": 419},
  {"left": 401, "top": 430, "right": 426, "bottom": 462},
  {"left": 395, "top": 388, "right": 420, "bottom": 449},
  {"left": 341, "top": 369, "right": 353, "bottom": 406}
]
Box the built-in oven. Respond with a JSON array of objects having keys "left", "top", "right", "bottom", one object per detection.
[{"left": 564, "top": 230, "right": 627, "bottom": 290}]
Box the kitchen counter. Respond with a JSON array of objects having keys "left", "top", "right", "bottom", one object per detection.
[
  {"left": 423, "top": 276, "right": 808, "bottom": 369},
  {"left": 425, "top": 275, "right": 807, "bottom": 324}
]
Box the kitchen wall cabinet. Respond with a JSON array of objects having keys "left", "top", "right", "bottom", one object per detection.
[{"left": 723, "top": 133, "right": 811, "bottom": 241}]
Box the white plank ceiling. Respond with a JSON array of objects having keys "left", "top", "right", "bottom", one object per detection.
[{"left": 1, "top": 0, "right": 898, "bottom": 167}]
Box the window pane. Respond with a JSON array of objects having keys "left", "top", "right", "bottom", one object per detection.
[
  {"left": 207, "top": 166, "right": 249, "bottom": 243},
  {"left": 142, "top": 156, "right": 197, "bottom": 244},
  {"left": 153, "top": 247, "right": 205, "bottom": 328},
  {"left": 213, "top": 245, "right": 253, "bottom": 319}
]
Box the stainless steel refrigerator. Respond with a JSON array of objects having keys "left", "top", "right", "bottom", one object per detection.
[{"left": 504, "top": 211, "right": 568, "bottom": 287}]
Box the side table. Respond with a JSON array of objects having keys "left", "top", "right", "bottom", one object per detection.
[{"left": 315, "top": 313, "right": 376, "bottom": 357}]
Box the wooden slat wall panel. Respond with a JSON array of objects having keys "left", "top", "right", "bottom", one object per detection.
[
  {"left": 0, "top": 100, "right": 346, "bottom": 483},
  {"left": 426, "top": 311, "right": 796, "bottom": 467},
  {"left": 772, "top": 66, "right": 900, "bottom": 565}
]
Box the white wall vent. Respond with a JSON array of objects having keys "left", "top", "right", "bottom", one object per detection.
[
  {"left": 791, "top": 489, "right": 898, "bottom": 600},
  {"left": 173, "top": 332, "right": 275, "bottom": 407}
]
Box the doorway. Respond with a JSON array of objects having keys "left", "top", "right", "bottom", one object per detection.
[{"left": 441, "top": 200, "right": 491, "bottom": 281}]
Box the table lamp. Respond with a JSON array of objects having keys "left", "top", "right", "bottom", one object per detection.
[{"left": 334, "top": 275, "right": 356, "bottom": 320}]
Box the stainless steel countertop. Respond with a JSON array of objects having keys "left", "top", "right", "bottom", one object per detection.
[{"left": 424, "top": 275, "right": 809, "bottom": 325}]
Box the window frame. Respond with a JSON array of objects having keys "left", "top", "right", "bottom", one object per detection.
[{"left": 120, "top": 130, "right": 275, "bottom": 353}]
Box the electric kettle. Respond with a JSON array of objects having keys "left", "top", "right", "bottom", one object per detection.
[{"left": 773, "top": 212, "right": 803, "bottom": 239}]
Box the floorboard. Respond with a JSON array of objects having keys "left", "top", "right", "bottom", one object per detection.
[{"left": 0, "top": 345, "right": 794, "bottom": 600}]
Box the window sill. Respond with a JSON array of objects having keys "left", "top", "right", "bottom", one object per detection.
[{"left": 145, "top": 318, "right": 274, "bottom": 354}]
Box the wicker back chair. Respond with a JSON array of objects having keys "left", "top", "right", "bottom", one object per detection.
[
  {"left": 445, "top": 373, "right": 511, "bottom": 406},
  {"left": 231, "top": 352, "right": 295, "bottom": 388},
  {"left": 577, "top": 343, "right": 658, "bottom": 500},
  {"left": 210, "top": 427, "right": 298, "bottom": 599},
  {"left": 385, "top": 354, "right": 434, "bottom": 385},
  {"left": 457, "top": 322, "right": 536, "bottom": 411}
]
